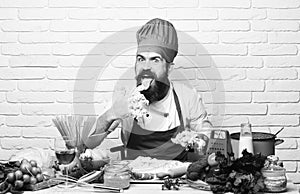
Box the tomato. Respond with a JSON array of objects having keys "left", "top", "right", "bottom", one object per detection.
[
  {"left": 36, "top": 174, "right": 44, "bottom": 182},
  {"left": 15, "top": 161, "right": 21, "bottom": 167},
  {"left": 21, "top": 159, "right": 29, "bottom": 164},
  {"left": 36, "top": 167, "right": 42, "bottom": 174},
  {"left": 6, "top": 172, "right": 15, "bottom": 183},
  {"left": 31, "top": 167, "right": 38, "bottom": 176},
  {"left": 14, "top": 170, "right": 23, "bottom": 180},
  {"left": 23, "top": 174, "right": 31, "bottom": 184},
  {"left": 29, "top": 160, "right": 37, "bottom": 168},
  {"left": 207, "top": 153, "right": 218, "bottom": 166},
  {"left": 14, "top": 180, "right": 24, "bottom": 190},
  {"left": 20, "top": 163, "right": 32, "bottom": 174},
  {"left": 30, "top": 177, "right": 37, "bottom": 185}
]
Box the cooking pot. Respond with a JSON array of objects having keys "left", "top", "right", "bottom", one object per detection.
[{"left": 230, "top": 132, "right": 284, "bottom": 157}]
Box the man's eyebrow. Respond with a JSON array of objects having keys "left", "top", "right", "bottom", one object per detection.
[
  {"left": 136, "top": 54, "right": 145, "bottom": 59},
  {"left": 149, "top": 56, "right": 163, "bottom": 60}
]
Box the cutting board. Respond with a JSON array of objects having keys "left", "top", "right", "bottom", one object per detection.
[{"left": 23, "top": 179, "right": 61, "bottom": 191}]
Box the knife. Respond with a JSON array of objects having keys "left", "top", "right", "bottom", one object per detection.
[{"left": 79, "top": 184, "right": 123, "bottom": 193}]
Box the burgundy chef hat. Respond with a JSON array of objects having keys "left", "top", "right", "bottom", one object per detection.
[{"left": 136, "top": 18, "right": 178, "bottom": 63}]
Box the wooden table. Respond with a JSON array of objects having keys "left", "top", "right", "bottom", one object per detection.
[{"left": 25, "top": 181, "right": 299, "bottom": 194}]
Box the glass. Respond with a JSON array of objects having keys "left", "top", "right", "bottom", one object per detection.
[
  {"left": 103, "top": 160, "right": 130, "bottom": 189},
  {"left": 54, "top": 137, "right": 76, "bottom": 188},
  {"left": 238, "top": 123, "right": 254, "bottom": 157},
  {"left": 262, "top": 155, "right": 287, "bottom": 192}
]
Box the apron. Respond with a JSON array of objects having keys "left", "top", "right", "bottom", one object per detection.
[{"left": 125, "top": 89, "right": 188, "bottom": 161}]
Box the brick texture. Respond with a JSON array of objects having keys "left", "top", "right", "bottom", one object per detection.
[{"left": 0, "top": 0, "right": 300, "bottom": 184}]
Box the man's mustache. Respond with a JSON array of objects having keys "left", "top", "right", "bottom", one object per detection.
[{"left": 136, "top": 70, "right": 156, "bottom": 84}]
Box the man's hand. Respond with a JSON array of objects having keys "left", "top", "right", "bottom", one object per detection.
[{"left": 110, "top": 87, "right": 130, "bottom": 119}]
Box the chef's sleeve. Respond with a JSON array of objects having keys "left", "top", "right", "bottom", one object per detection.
[{"left": 189, "top": 88, "right": 212, "bottom": 132}]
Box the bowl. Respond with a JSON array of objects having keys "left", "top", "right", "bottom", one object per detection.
[{"left": 79, "top": 158, "right": 110, "bottom": 172}]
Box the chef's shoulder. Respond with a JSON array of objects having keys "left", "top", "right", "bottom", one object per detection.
[
  {"left": 172, "top": 81, "right": 207, "bottom": 119},
  {"left": 172, "top": 81, "right": 200, "bottom": 101}
]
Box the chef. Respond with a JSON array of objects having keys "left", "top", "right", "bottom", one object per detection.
[{"left": 82, "top": 18, "right": 212, "bottom": 161}]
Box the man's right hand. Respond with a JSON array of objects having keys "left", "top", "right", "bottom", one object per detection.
[{"left": 110, "top": 87, "right": 130, "bottom": 120}]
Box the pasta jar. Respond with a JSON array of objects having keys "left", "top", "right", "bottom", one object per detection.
[
  {"left": 261, "top": 155, "right": 287, "bottom": 193},
  {"left": 103, "top": 161, "right": 131, "bottom": 189}
]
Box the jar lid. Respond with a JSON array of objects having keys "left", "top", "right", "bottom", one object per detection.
[
  {"left": 263, "top": 155, "right": 286, "bottom": 173},
  {"left": 105, "top": 160, "right": 130, "bottom": 173}
]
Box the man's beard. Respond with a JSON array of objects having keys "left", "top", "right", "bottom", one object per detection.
[
  {"left": 141, "top": 80, "right": 170, "bottom": 104},
  {"left": 136, "top": 70, "right": 170, "bottom": 104}
]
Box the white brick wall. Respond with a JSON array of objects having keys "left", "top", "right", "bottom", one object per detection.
[{"left": 0, "top": 0, "right": 299, "bottom": 182}]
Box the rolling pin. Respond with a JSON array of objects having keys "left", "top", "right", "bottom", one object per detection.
[{"left": 156, "top": 165, "right": 188, "bottom": 179}]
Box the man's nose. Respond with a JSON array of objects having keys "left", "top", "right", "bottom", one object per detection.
[{"left": 143, "top": 61, "right": 151, "bottom": 70}]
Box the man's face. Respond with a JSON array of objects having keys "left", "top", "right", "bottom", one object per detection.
[
  {"left": 135, "top": 51, "right": 171, "bottom": 103},
  {"left": 135, "top": 51, "right": 170, "bottom": 85}
]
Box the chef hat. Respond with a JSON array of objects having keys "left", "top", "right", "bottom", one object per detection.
[{"left": 136, "top": 18, "right": 178, "bottom": 63}]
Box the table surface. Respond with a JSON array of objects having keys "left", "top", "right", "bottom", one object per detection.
[{"left": 25, "top": 181, "right": 299, "bottom": 194}]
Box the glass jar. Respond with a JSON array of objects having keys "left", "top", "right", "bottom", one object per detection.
[
  {"left": 262, "top": 155, "right": 287, "bottom": 193},
  {"left": 103, "top": 160, "right": 131, "bottom": 189}
]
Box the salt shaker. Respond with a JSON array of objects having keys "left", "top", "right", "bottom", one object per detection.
[{"left": 238, "top": 123, "right": 254, "bottom": 157}]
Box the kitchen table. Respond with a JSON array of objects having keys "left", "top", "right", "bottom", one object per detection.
[{"left": 24, "top": 181, "right": 299, "bottom": 194}]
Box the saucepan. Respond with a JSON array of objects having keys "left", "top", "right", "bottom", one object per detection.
[{"left": 230, "top": 129, "right": 284, "bottom": 157}]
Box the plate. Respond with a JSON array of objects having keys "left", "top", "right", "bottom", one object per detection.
[{"left": 23, "top": 179, "right": 62, "bottom": 191}]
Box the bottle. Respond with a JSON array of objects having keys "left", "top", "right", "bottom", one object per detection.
[{"left": 238, "top": 123, "right": 254, "bottom": 157}]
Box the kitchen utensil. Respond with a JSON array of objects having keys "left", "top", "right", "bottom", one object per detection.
[
  {"left": 78, "top": 179, "right": 124, "bottom": 193},
  {"left": 206, "top": 130, "right": 232, "bottom": 157},
  {"left": 78, "top": 170, "right": 104, "bottom": 183},
  {"left": 230, "top": 132, "right": 284, "bottom": 157},
  {"left": 274, "top": 127, "right": 284, "bottom": 137}
]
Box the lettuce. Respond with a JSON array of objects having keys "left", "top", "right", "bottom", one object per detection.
[{"left": 206, "top": 150, "right": 266, "bottom": 194}]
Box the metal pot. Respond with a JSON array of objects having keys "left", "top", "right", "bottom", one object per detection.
[{"left": 230, "top": 132, "right": 284, "bottom": 157}]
